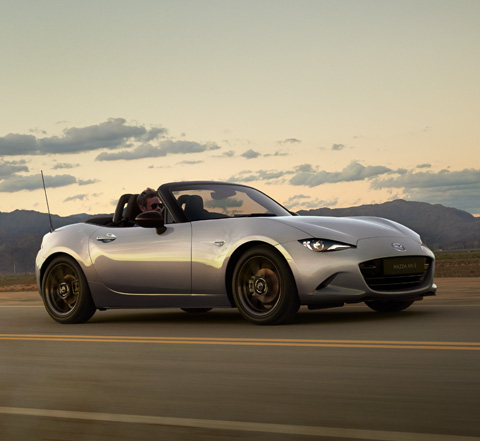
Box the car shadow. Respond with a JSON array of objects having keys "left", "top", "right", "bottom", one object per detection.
[
  {"left": 87, "top": 304, "right": 434, "bottom": 327},
  {"left": 291, "top": 306, "right": 433, "bottom": 326},
  {"left": 89, "top": 308, "right": 246, "bottom": 325}
]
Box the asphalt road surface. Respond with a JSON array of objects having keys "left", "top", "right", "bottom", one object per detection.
[{"left": 1, "top": 280, "right": 479, "bottom": 441}]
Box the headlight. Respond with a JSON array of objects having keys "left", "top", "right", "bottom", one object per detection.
[
  {"left": 420, "top": 238, "right": 430, "bottom": 250},
  {"left": 300, "top": 239, "right": 355, "bottom": 252}
]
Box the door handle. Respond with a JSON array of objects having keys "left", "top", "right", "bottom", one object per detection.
[{"left": 96, "top": 233, "right": 117, "bottom": 243}]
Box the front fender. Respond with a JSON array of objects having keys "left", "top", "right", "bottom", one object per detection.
[{"left": 36, "top": 224, "right": 100, "bottom": 290}]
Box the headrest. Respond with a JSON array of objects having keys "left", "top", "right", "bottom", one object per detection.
[
  {"left": 124, "top": 194, "right": 141, "bottom": 221},
  {"left": 113, "top": 193, "right": 133, "bottom": 223},
  {"left": 177, "top": 194, "right": 190, "bottom": 206},
  {"left": 186, "top": 195, "right": 204, "bottom": 210}
]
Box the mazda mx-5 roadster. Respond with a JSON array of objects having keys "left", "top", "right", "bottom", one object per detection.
[{"left": 36, "top": 181, "right": 436, "bottom": 325}]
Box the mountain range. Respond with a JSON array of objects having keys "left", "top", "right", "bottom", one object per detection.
[{"left": 1, "top": 199, "right": 479, "bottom": 274}]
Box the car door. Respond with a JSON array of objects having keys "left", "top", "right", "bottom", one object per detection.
[{"left": 89, "top": 223, "right": 191, "bottom": 295}]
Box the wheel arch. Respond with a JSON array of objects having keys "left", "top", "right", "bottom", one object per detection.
[
  {"left": 40, "top": 252, "right": 97, "bottom": 323},
  {"left": 225, "top": 240, "right": 298, "bottom": 306},
  {"left": 39, "top": 252, "right": 85, "bottom": 296}
]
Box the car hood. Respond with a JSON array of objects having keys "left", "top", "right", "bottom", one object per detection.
[{"left": 274, "top": 216, "right": 419, "bottom": 244}]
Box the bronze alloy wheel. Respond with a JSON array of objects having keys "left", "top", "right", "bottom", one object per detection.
[
  {"left": 42, "top": 256, "right": 96, "bottom": 324},
  {"left": 233, "top": 246, "right": 299, "bottom": 325}
]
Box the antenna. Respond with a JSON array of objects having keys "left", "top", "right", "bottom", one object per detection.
[{"left": 41, "top": 170, "right": 55, "bottom": 232}]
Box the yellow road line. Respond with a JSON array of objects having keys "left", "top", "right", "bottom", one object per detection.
[{"left": 0, "top": 334, "right": 479, "bottom": 350}]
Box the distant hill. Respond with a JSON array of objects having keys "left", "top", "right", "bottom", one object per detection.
[
  {"left": 1, "top": 200, "right": 479, "bottom": 274},
  {"left": 0, "top": 210, "right": 108, "bottom": 274},
  {"left": 298, "top": 199, "right": 480, "bottom": 251}
]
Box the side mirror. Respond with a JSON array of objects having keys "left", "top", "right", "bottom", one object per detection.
[{"left": 135, "top": 211, "right": 166, "bottom": 234}]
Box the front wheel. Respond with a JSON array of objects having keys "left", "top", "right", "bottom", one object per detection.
[
  {"left": 232, "top": 246, "right": 299, "bottom": 325},
  {"left": 42, "top": 256, "right": 96, "bottom": 324},
  {"left": 365, "top": 300, "right": 414, "bottom": 313}
]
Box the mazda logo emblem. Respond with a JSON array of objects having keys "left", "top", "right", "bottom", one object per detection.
[{"left": 392, "top": 243, "right": 406, "bottom": 252}]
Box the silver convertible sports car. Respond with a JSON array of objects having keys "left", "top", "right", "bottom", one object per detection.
[{"left": 36, "top": 181, "right": 436, "bottom": 325}]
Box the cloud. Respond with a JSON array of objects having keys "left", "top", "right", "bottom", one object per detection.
[
  {"left": 283, "top": 194, "right": 310, "bottom": 203},
  {"left": 142, "top": 127, "right": 167, "bottom": 142},
  {"left": 0, "top": 174, "right": 76, "bottom": 192},
  {"left": 228, "top": 169, "right": 290, "bottom": 183},
  {"left": 290, "top": 161, "right": 393, "bottom": 187},
  {"left": 277, "top": 138, "right": 301, "bottom": 145},
  {"left": 295, "top": 164, "right": 315, "bottom": 173},
  {"left": 264, "top": 151, "right": 288, "bottom": 157},
  {"left": 371, "top": 169, "right": 480, "bottom": 190},
  {"left": 160, "top": 140, "right": 220, "bottom": 155},
  {"left": 318, "top": 143, "right": 351, "bottom": 152},
  {"left": 78, "top": 179, "right": 99, "bottom": 186},
  {"left": 29, "top": 128, "right": 47, "bottom": 135},
  {"left": 0, "top": 134, "right": 38, "bottom": 155},
  {"left": 64, "top": 194, "right": 88, "bottom": 202},
  {"left": 96, "top": 140, "right": 220, "bottom": 161},
  {"left": 177, "top": 160, "right": 204, "bottom": 165},
  {"left": 96, "top": 144, "right": 167, "bottom": 161},
  {"left": 227, "top": 172, "right": 259, "bottom": 183},
  {"left": 0, "top": 118, "right": 166, "bottom": 156},
  {"left": 283, "top": 194, "right": 339, "bottom": 210},
  {"left": 371, "top": 169, "right": 480, "bottom": 214},
  {"left": 229, "top": 162, "right": 394, "bottom": 186},
  {"left": 213, "top": 150, "right": 236, "bottom": 158},
  {"left": 0, "top": 159, "right": 29, "bottom": 179},
  {"left": 416, "top": 163, "right": 431, "bottom": 169},
  {"left": 229, "top": 162, "right": 399, "bottom": 188},
  {"left": 40, "top": 118, "right": 147, "bottom": 154},
  {"left": 53, "top": 163, "right": 80, "bottom": 169},
  {"left": 241, "top": 149, "right": 261, "bottom": 159}
]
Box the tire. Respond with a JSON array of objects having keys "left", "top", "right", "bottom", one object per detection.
[
  {"left": 365, "top": 300, "right": 414, "bottom": 313},
  {"left": 232, "top": 246, "right": 300, "bottom": 325},
  {"left": 41, "top": 256, "right": 96, "bottom": 324},
  {"left": 181, "top": 308, "right": 212, "bottom": 313}
]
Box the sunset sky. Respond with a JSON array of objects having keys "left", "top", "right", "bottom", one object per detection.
[{"left": 1, "top": 0, "right": 479, "bottom": 217}]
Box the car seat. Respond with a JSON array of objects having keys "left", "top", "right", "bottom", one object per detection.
[{"left": 184, "top": 195, "right": 210, "bottom": 221}]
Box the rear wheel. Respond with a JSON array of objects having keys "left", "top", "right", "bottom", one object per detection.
[
  {"left": 365, "top": 300, "right": 414, "bottom": 312},
  {"left": 232, "top": 246, "right": 299, "bottom": 325},
  {"left": 42, "top": 256, "right": 96, "bottom": 324}
]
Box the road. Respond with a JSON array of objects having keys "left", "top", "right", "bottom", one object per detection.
[{"left": 1, "top": 280, "right": 479, "bottom": 441}]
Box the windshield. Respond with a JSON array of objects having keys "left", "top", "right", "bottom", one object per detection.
[{"left": 171, "top": 184, "right": 291, "bottom": 221}]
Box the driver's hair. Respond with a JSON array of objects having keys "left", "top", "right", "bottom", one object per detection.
[{"left": 137, "top": 188, "right": 158, "bottom": 208}]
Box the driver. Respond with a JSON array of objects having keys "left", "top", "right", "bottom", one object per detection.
[{"left": 137, "top": 188, "right": 163, "bottom": 213}]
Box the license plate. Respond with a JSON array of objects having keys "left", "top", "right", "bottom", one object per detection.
[{"left": 383, "top": 257, "right": 426, "bottom": 275}]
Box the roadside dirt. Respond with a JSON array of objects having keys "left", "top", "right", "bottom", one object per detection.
[
  {"left": 424, "top": 277, "right": 480, "bottom": 305},
  {"left": 435, "top": 258, "right": 480, "bottom": 277},
  {"left": 1, "top": 278, "right": 478, "bottom": 306},
  {"left": 0, "top": 290, "right": 42, "bottom": 306},
  {"left": 0, "top": 283, "right": 38, "bottom": 293}
]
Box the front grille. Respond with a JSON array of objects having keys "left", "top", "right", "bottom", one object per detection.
[{"left": 359, "top": 256, "right": 432, "bottom": 292}]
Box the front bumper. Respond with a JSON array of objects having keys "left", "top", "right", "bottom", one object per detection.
[{"left": 281, "top": 236, "right": 436, "bottom": 306}]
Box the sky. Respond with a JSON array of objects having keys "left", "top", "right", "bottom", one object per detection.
[{"left": 1, "top": 0, "right": 479, "bottom": 217}]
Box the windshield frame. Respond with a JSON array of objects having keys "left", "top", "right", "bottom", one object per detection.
[{"left": 158, "top": 181, "right": 292, "bottom": 223}]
